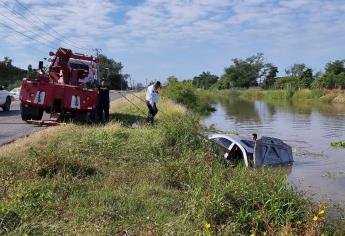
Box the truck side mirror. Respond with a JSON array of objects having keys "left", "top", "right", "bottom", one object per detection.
[{"left": 38, "top": 61, "right": 44, "bottom": 70}]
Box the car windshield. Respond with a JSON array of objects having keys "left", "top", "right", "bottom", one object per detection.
[
  {"left": 215, "top": 137, "right": 232, "bottom": 149},
  {"left": 241, "top": 139, "right": 255, "bottom": 148}
]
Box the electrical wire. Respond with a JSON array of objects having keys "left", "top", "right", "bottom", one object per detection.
[
  {"left": 15, "top": 0, "right": 91, "bottom": 51},
  {"left": 118, "top": 91, "right": 147, "bottom": 116},
  {"left": 0, "top": 0, "right": 91, "bottom": 52},
  {"left": 0, "top": 10, "right": 58, "bottom": 48},
  {"left": 0, "top": 21, "right": 57, "bottom": 50}
]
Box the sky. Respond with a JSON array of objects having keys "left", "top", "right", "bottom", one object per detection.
[{"left": 1, "top": 0, "right": 345, "bottom": 84}]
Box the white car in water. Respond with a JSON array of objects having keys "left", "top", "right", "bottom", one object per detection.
[
  {"left": 0, "top": 85, "right": 12, "bottom": 111},
  {"left": 208, "top": 134, "right": 294, "bottom": 168},
  {"left": 10, "top": 87, "right": 21, "bottom": 100}
]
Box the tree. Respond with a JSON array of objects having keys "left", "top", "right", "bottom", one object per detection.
[
  {"left": 281, "top": 64, "right": 314, "bottom": 89},
  {"left": 299, "top": 68, "right": 313, "bottom": 88},
  {"left": 312, "top": 60, "right": 345, "bottom": 89},
  {"left": 98, "top": 54, "right": 127, "bottom": 90},
  {"left": 167, "top": 76, "right": 178, "bottom": 85},
  {"left": 217, "top": 53, "right": 265, "bottom": 88},
  {"left": 192, "top": 72, "right": 218, "bottom": 89},
  {"left": 285, "top": 64, "right": 306, "bottom": 78},
  {"left": 0, "top": 57, "right": 26, "bottom": 87},
  {"left": 261, "top": 63, "right": 278, "bottom": 89},
  {"left": 26, "top": 64, "right": 36, "bottom": 79}
]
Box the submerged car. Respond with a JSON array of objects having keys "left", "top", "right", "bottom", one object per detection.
[{"left": 208, "top": 134, "right": 294, "bottom": 168}]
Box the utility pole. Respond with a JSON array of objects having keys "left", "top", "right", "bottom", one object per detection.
[
  {"left": 92, "top": 48, "right": 102, "bottom": 83},
  {"left": 92, "top": 48, "right": 102, "bottom": 57}
]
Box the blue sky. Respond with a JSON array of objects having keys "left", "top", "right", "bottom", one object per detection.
[{"left": 1, "top": 0, "right": 345, "bottom": 84}]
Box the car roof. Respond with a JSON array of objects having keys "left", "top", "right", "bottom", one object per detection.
[{"left": 208, "top": 133, "right": 254, "bottom": 153}]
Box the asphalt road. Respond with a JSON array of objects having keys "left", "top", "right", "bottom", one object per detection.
[{"left": 0, "top": 92, "right": 123, "bottom": 146}]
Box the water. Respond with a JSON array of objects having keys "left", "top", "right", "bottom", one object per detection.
[{"left": 204, "top": 95, "right": 345, "bottom": 206}]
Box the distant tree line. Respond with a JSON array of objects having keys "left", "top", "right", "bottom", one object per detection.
[
  {"left": 0, "top": 57, "right": 26, "bottom": 89},
  {"left": 190, "top": 54, "right": 345, "bottom": 90}
]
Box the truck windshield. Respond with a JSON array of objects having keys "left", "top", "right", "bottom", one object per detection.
[{"left": 70, "top": 63, "right": 89, "bottom": 73}]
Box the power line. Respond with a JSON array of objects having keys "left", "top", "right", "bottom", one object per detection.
[
  {"left": 0, "top": 21, "right": 57, "bottom": 50},
  {"left": 13, "top": 0, "right": 92, "bottom": 52},
  {"left": 0, "top": 0, "right": 91, "bottom": 52},
  {"left": 0, "top": 10, "right": 58, "bottom": 49}
]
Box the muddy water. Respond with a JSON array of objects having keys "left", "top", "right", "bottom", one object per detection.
[{"left": 204, "top": 95, "right": 345, "bottom": 206}]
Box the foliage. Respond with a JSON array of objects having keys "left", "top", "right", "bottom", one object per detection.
[
  {"left": 192, "top": 72, "right": 219, "bottom": 89},
  {"left": 164, "top": 79, "right": 214, "bottom": 114},
  {"left": 312, "top": 60, "right": 345, "bottom": 89},
  {"left": 261, "top": 63, "right": 279, "bottom": 89},
  {"left": 0, "top": 57, "right": 26, "bottom": 88},
  {"left": 98, "top": 54, "right": 128, "bottom": 90},
  {"left": 331, "top": 141, "right": 345, "bottom": 148},
  {"left": 274, "top": 64, "right": 314, "bottom": 90},
  {"left": 273, "top": 76, "right": 298, "bottom": 90},
  {"left": 215, "top": 53, "right": 265, "bottom": 89}
]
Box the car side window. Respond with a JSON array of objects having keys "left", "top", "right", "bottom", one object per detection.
[
  {"left": 0, "top": 86, "right": 3, "bottom": 90},
  {"left": 216, "top": 137, "right": 232, "bottom": 149}
]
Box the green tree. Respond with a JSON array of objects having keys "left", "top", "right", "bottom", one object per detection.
[
  {"left": 261, "top": 63, "right": 278, "bottom": 89},
  {"left": 26, "top": 64, "right": 37, "bottom": 79},
  {"left": 192, "top": 72, "right": 218, "bottom": 89},
  {"left": 0, "top": 57, "right": 26, "bottom": 87},
  {"left": 98, "top": 54, "right": 127, "bottom": 90},
  {"left": 299, "top": 68, "right": 313, "bottom": 88},
  {"left": 217, "top": 53, "right": 265, "bottom": 88},
  {"left": 312, "top": 60, "right": 345, "bottom": 89},
  {"left": 167, "top": 76, "right": 178, "bottom": 84},
  {"left": 280, "top": 64, "right": 313, "bottom": 89}
]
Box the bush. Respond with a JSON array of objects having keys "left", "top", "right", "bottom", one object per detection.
[{"left": 164, "top": 80, "right": 214, "bottom": 114}]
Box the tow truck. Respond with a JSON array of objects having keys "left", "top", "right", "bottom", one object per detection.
[{"left": 20, "top": 48, "right": 99, "bottom": 122}]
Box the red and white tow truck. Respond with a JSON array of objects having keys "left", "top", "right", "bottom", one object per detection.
[{"left": 20, "top": 48, "right": 99, "bottom": 122}]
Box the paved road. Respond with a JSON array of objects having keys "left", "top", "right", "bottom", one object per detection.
[{"left": 0, "top": 92, "right": 123, "bottom": 146}]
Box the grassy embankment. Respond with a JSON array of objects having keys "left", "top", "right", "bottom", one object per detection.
[
  {"left": 238, "top": 88, "right": 345, "bottom": 104},
  {"left": 1, "top": 91, "right": 345, "bottom": 235}
]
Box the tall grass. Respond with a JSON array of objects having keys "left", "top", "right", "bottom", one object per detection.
[
  {"left": 237, "top": 88, "right": 345, "bottom": 104},
  {"left": 0, "top": 93, "right": 344, "bottom": 235}
]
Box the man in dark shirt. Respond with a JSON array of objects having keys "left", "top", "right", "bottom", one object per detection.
[{"left": 98, "top": 79, "right": 110, "bottom": 122}]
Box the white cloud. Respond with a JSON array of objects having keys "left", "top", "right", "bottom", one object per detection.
[{"left": 1, "top": 0, "right": 345, "bottom": 74}]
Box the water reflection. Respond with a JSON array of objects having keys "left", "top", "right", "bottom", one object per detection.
[
  {"left": 217, "top": 96, "right": 261, "bottom": 123},
  {"left": 204, "top": 95, "right": 345, "bottom": 206}
]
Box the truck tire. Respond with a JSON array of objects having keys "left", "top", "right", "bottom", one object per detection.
[
  {"left": 21, "top": 104, "right": 43, "bottom": 121},
  {"left": 2, "top": 96, "right": 11, "bottom": 111}
]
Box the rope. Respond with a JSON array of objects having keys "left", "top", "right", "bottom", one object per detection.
[{"left": 117, "top": 92, "right": 147, "bottom": 116}]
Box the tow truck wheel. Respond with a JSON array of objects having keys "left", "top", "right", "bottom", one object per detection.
[
  {"left": 21, "top": 104, "right": 43, "bottom": 121},
  {"left": 2, "top": 96, "right": 11, "bottom": 111}
]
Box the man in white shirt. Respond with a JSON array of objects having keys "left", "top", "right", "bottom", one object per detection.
[{"left": 146, "top": 81, "right": 161, "bottom": 124}]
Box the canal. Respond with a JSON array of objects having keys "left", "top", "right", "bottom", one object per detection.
[{"left": 204, "top": 94, "right": 345, "bottom": 206}]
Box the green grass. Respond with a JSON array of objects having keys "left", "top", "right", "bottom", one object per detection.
[
  {"left": 0, "top": 93, "right": 344, "bottom": 235},
  {"left": 331, "top": 141, "right": 345, "bottom": 148},
  {"left": 237, "top": 88, "right": 345, "bottom": 105},
  {"left": 239, "top": 88, "right": 326, "bottom": 101}
]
